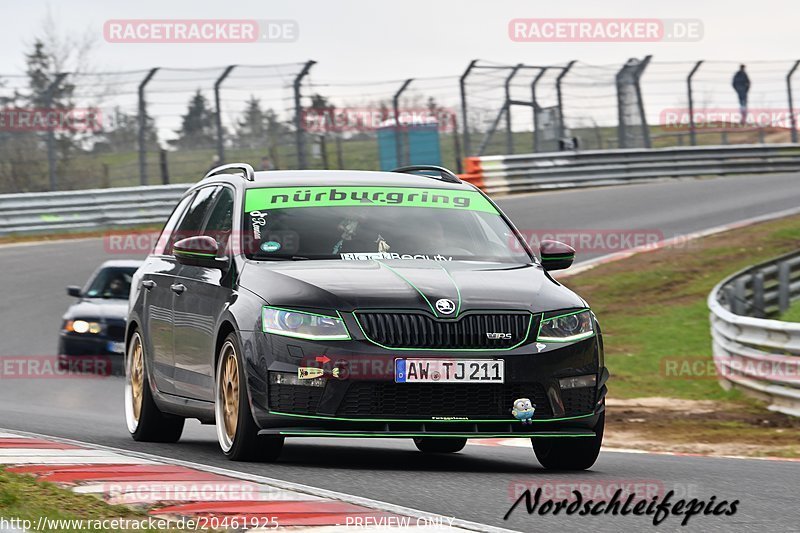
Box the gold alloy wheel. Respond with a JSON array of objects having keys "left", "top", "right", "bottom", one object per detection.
[
  {"left": 130, "top": 337, "right": 144, "bottom": 422},
  {"left": 220, "top": 343, "right": 239, "bottom": 441}
]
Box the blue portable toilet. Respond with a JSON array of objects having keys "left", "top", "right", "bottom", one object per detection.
[{"left": 377, "top": 117, "right": 441, "bottom": 170}]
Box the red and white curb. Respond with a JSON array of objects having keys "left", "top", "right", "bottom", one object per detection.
[{"left": 0, "top": 430, "right": 511, "bottom": 532}]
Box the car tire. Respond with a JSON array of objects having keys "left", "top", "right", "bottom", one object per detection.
[
  {"left": 125, "top": 330, "right": 184, "bottom": 443},
  {"left": 413, "top": 437, "right": 467, "bottom": 454},
  {"left": 215, "top": 333, "right": 284, "bottom": 462},
  {"left": 532, "top": 410, "right": 604, "bottom": 470}
]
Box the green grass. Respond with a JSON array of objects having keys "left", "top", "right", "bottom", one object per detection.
[
  {"left": 0, "top": 469, "right": 182, "bottom": 532},
  {"left": 780, "top": 300, "right": 800, "bottom": 322},
  {"left": 563, "top": 215, "right": 800, "bottom": 401}
]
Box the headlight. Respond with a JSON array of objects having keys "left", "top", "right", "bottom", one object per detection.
[
  {"left": 262, "top": 307, "right": 350, "bottom": 340},
  {"left": 65, "top": 320, "right": 102, "bottom": 334},
  {"left": 537, "top": 310, "right": 594, "bottom": 343}
]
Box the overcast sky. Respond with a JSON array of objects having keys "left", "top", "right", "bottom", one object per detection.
[{"left": 0, "top": 0, "right": 798, "bottom": 79}]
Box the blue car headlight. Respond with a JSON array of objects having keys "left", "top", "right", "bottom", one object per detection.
[
  {"left": 537, "top": 309, "right": 594, "bottom": 343},
  {"left": 262, "top": 306, "right": 350, "bottom": 340}
]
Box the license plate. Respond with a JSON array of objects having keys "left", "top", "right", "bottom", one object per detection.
[
  {"left": 107, "top": 341, "right": 125, "bottom": 354},
  {"left": 395, "top": 359, "right": 504, "bottom": 383}
]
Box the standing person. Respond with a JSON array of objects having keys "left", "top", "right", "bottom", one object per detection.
[
  {"left": 732, "top": 65, "right": 751, "bottom": 125},
  {"left": 260, "top": 155, "right": 275, "bottom": 171}
]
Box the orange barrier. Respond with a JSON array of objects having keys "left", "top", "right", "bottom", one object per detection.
[{"left": 458, "top": 157, "right": 485, "bottom": 189}]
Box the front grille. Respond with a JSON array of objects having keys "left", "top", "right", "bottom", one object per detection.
[
  {"left": 338, "top": 382, "right": 552, "bottom": 418},
  {"left": 356, "top": 312, "right": 532, "bottom": 349},
  {"left": 561, "top": 387, "right": 596, "bottom": 416},
  {"left": 268, "top": 384, "right": 324, "bottom": 414}
]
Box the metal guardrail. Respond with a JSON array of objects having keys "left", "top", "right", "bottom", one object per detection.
[
  {"left": 708, "top": 250, "right": 800, "bottom": 417},
  {"left": 461, "top": 144, "right": 800, "bottom": 194},
  {"left": 2, "top": 143, "right": 800, "bottom": 236},
  {"left": 0, "top": 184, "right": 190, "bottom": 236}
]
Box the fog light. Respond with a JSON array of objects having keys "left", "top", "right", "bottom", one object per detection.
[
  {"left": 559, "top": 374, "right": 596, "bottom": 389},
  {"left": 269, "top": 372, "right": 325, "bottom": 388}
]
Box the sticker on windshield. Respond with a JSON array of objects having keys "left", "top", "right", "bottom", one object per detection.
[
  {"left": 340, "top": 252, "right": 452, "bottom": 261},
  {"left": 244, "top": 186, "right": 498, "bottom": 214},
  {"left": 249, "top": 210, "right": 268, "bottom": 240},
  {"left": 261, "top": 241, "right": 282, "bottom": 253}
]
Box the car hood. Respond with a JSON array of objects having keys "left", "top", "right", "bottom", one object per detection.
[
  {"left": 62, "top": 298, "right": 129, "bottom": 321},
  {"left": 239, "top": 260, "right": 585, "bottom": 314}
]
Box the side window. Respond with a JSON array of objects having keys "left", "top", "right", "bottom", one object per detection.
[
  {"left": 203, "top": 188, "right": 235, "bottom": 255},
  {"left": 165, "top": 186, "right": 220, "bottom": 255},
  {"left": 153, "top": 194, "right": 194, "bottom": 255}
]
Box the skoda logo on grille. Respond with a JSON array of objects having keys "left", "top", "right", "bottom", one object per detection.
[{"left": 435, "top": 298, "right": 456, "bottom": 315}]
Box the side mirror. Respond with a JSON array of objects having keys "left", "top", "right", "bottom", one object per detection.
[
  {"left": 540, "top": 240, "right": 575, "bottom": 271},
  {"left": 66, "top": 286, "right": 82, "bottom": 297},
  {"left": 174, "top": 236, "right": 228, "bottom": 269}
]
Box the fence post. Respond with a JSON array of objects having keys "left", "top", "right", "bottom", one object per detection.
[
  {"left": 335, "top": 135, "right": 344, "bottom": 169},
  {"left": 778, "top": 261, "right": 791, "bottom": 313},
  {"left": 634, "top": 55, "right": 652, "bottom": 148},
  {"left": 733, "top": 277, "right": 747, "bottom": 315},
  {"left": 687, "top": 60, "right": 704, "bottom": 146},
  {"left": 556, "top": 60, "right": 576, "bottom": 142},
  {"left": 451, "top": 114, "right": 463, "bottom": 173},
  {"left": 460, "top": 60, "right": 478, "bottom": 157},
  {"left": 44, "top": 73, "right": 68, "bottom": 191},
  {"left": 137, "top": 68, "right": 159, "bottom": 186},
  {"left": 531, "top": 67, "right": 548, "bottom": 152},
  {"left": 787, "top": 60, "right": 800, "bottom": 144},
  {"left": 392, "top": 78, "right": 413, "bottom": 167},
  {"left": 214, "top": 65, "right": 236, "bottom": 164},
  {"left": 752, "top": 271, "right": 765, "bottom": 318},
  {"left": 293, "top": 60, "right": 316, "bottom": 170},
  {"left": 616, "top": 57, "right": 650, "bottom": 149},
  {"left": 159, "top": 149, "right": 170, "bottom": 185},
  {"left": 504, "top": 64, "right": 523, "bottom": 154}
]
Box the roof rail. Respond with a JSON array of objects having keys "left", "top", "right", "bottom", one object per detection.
[
  {"left": 391, "top": 165, "right": 461, "bottom": 184},
  {"left": 204, "top": 163, "right": 255, "bottom": 181}
]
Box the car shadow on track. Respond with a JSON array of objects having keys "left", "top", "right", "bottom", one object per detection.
[{"left": 166, "top": 437, "right": 568, "bottom": 474}]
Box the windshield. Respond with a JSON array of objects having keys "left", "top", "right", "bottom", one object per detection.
[
  {"left": 242, "top": 186, "right": 531, "bottom": 263},
  {"left": 84, "top": 267, "right": 138, "bottom": 299}
]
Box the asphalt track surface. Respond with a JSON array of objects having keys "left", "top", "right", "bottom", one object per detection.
[{"left": 2, "top": 173, "right": 800, "bottom": 531}]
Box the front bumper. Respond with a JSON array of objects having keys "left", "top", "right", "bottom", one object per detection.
[
  {"left": 58, "top": 333, "right": 126, "bottom": 375},
  {"left": 58, "top": 334, "right": 125, "bottom": 356},
  {"left": 248, "top": 331, "right": 607, "bottom": 438}
]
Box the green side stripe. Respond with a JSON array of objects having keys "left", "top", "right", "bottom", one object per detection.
[
  {"left": 278, "top": 431, "right": 595, "bottom": 438},
  {"left": 244, "top": 186, "right": 499, "bottom": 214},
  {"left": 174, "top": 249, "right": 216, "bottom": 258},
  {"left": 541, "top": 254, "right": 574, "bottom": 260},
  {"left": 377, "top": 261, "right": 439, "bottom": 317},
  {"left": 268, "top": 410, "right": 595, "bottom": 423}
]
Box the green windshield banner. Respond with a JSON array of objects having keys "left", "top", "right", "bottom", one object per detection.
[{"left": 244, "top": 186, "right": 498, "bottom": 214}]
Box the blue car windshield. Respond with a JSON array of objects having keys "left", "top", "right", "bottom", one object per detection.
[{"left": 84, "top": 267, "right": 138, "bottom": 299}]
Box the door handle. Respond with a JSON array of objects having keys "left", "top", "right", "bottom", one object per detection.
[
  {"left": 170, "top": 283, "right": 186, "bottom": 295},
  {"left": 141, "top": 280, "right": 156, "bottom": 290}
]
